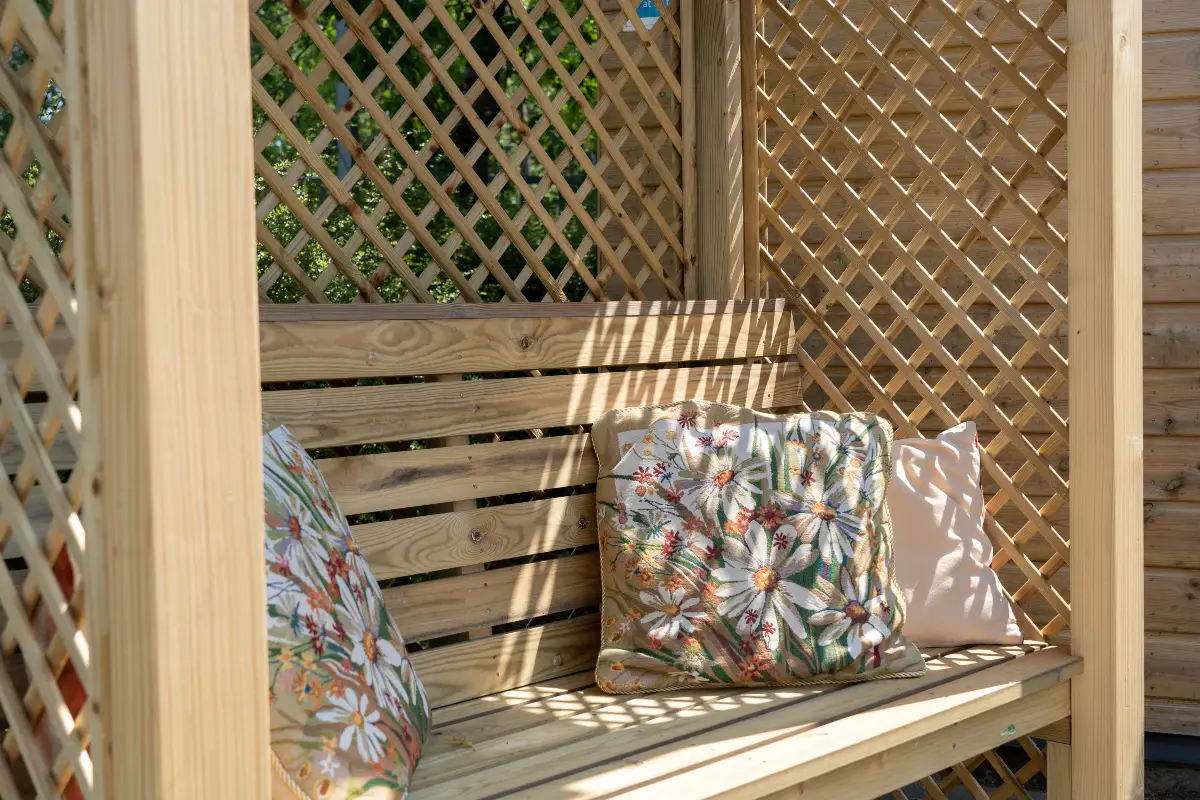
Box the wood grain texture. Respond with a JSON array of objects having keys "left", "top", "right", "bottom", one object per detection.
[
  {"left": 260, "top": 309, "right": 794, "bottom": 380},
  {"left": 353, "top": 494, "right": 597, "bottom": 581},
  {"left": 1146, "top": 632, "right": 1200, "bottom": 700},
  {"left": 693, "top": 0, "right": 745, "bottom": 300},
  {"left": 409, "top": 615, "right": 600, "bottom": 709},
  {"left": 320, "top": 434, "right": 597, "bottom": 516},
  {"left": 266, "top": 361, "right": 804, "bottom": 448},
  {"left": 773, "top": 686, "right": 1070, "bottom": 800},
  {"left": 73, "top": 0, "right": 269, "bottom": 796},
  {"left": 1145, "top": 699, "right": 1200, "bottom": 734},
  {"left": 385, "top": 554, "right": 601, "bottom": 642},
  {"left": 1047, "top": 742, "right": 1073, "bottom": 800},
  {"left": 413, "top": 646, "right": 1076, "bottom": 800},
  {"left": 258, "top": 299, "right": 785, "bottom": 322},
  {"left": 1068, "top": 0, "right": 1145, "bottom": 793}
]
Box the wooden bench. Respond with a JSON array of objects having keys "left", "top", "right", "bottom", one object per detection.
[{"left": 260, "top": 300, "right": 1079, "bottom": 799}]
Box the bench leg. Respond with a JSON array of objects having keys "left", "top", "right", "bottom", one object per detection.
[{"left": 1047, "top": 742, "right": 1072, "bottom": 799}]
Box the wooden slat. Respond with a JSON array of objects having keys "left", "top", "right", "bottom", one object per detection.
[
  {"left": 385, "top": 554, "right": 601, "bottom": 642},
  {"left": 257, "top": 299, "right": 786, "bottom": 322},
  {"left": 354, "top": 494, "right": 598, "bottom": 581},
  {"left": 409, "top": 615, "right": 600, "bottom": 709},
  {"left": 260, "top": 309, "right": 794, "bottom": 381},
  {"left": 320, "top": 434, "right": 597, "bottom": 516},
  {"left": 430, "top": 670, "right": 597, "bottom": 729},
  {"left": 267, "top": 361, "right": 803, "bottom": 448},
  {"left": 1146, "top": 632, "right": 1200, "bottom": 700},
  {"left": 568, "top": 650, "right": 1079, "bottom": 800},
  {"left": 766, "top": 685, "right": 1071, "bottom": 800},
  {"left": 414, "top": 646, "right": 1076, "bottom": 799},
  {"left": 422, "top": 683, "right": 619, "bottom": 768},
  {"left": 1145, "top": 698, "right": 1200, "bottom": 735}
]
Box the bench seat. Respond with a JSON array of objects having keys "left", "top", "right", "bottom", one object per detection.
[
  {"left": 258, "top": 301, "right": 1079, "bottom": 798},
  {"left": 412, "top": 645, "right": 1079, "bottom": 799}
]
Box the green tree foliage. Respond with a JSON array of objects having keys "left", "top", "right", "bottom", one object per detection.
[{"left": 253, "top": 0, "right": 601, "bottom": 303}]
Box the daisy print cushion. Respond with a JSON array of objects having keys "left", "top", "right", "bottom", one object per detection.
[
  {"left": 591, "top": 401, "right": 925, "bottom": 693},
  {"left": 263, "top": 419, "right": 431, "bottom": 799}
]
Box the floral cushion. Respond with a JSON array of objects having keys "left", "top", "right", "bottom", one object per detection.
[
  {"left": 592, "top": 401, "right": 925, "bottom": 692},
  {"left": 263, "top": 419, "right": 430, "bottom": 799}
]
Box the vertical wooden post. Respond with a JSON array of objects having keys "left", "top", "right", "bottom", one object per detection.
[
  {"left": 693, "top": 0, "right": 745, "bottom": 300},
  {"left": 739, "top": 0, "right": 761, "bottom": 299},
  {"left": 1067, "top": 0, "right": 1144, "bottom": 798},
  {"left": 1047, "top": 742, "right": 1073, "bottom": 799},
  {"left": 72, "top": 0, "right": 268, "bottom": 797},
  {"left": 680, "top": 1, "right": 697, "bottom": 299}
]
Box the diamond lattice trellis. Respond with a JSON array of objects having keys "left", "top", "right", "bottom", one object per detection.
[
  {"left": 250, "top": 0, "right": 689, "bottom": 305},
  {"left": 748, "top": 0, "right": 1069, "bottom": 795},
  {"left": 0, "top": 0, "right": 92, "bottom": 797}
]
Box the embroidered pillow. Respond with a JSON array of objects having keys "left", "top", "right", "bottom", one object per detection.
[
  {"left": 592, "top": 401, "right": 924, "bottom": 693},
  {"left": 889, "top": 422, "right": 1023, "bottom": 646},
  {"left": 263, "top": 418, "right": 431, "bottom": 799}
]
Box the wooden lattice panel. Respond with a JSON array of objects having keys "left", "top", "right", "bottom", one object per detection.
[
  {"left": 0, "top": 0, "right": 92, "bottom": 797},
  {"left": 748, "top": 0, "right": 1069, "bottom": 794},
  {"left": 250, "top": 0, "right": 689, "bottom": 305}
]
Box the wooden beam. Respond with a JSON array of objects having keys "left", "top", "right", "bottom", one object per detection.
[
  {"left": 1068, "top": 0, "right": 1145, "bottom": 797},
  {"left": 1048, "top": 742, "right": 1073, "bottom": 800},
  {"left": 739, "top": 0, "right": 761, "bottom": 298},
  {"left": 693, "top": 0, "right": 745, "bottom": 300},
  {"left": 72, "top": 0, "right": 268, "bottom": 797}
]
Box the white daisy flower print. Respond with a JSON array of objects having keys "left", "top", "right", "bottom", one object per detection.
[
  {"left": 316, "top": 689, "right": 388, "bottom": 764},
  {"left": 807, "top": 570, "right": 892, "bottom": 660},
  {"left": 782, "top": 490, "right": 864, "bottom": 565},
  {"left": 711, "top": 521, "right": 821, "bottom": 647},
  {"left": 682, "top": 451, "right": 769, "bottom": 519},
  {"left": 639, "top": 586, "right": 703, "bottom": 639},
  {"left": 336, "top": 581, "right": 410, "bottom": 713}
]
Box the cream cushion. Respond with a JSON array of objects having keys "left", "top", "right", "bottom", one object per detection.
[{"left": 889, "top": 422, "right": 1023, "bottom": 646}]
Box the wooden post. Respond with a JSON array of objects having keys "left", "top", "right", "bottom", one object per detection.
[
  {"left": 72, "top": 0, "right": 269, "bottom": 797},
  {"left": 693, "top": 0, "right": 745, "bottom": 300},
  {"left": 739, "top": 0, "right": 761, "bottom": 299},
  {"left": 1067, "top": 0, "right": 1144, "bottom": 798},
  {"left": 1047, "top": 742, "right": 1073, "bottom": 799}
]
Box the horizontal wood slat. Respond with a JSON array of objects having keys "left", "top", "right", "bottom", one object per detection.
[
  {"left": 260, "top": 309, "right": 795, "bottom": 381},
  {"left": 386, "top": 554, "right": 601, "bottom": 642},
  {"left": 268, "top": 362, "right": 804, "bottom": 449},
  {"left": 354, "top": 494, "right": 598, "bottom": 581},
  {"left": 1145, "top": 699, "right": 1200, "bottom": 736},
  {"left": 320, "top": 434, "right": 597, "bottom": 516},
  {"left": 409, "top": 615, "right": 600, "bottom": 709},
  {"left": 794, "top": 684, "right": 1071, "bottom": 800},
  {"left": 413, "top": 646, "right": 1076, "bottom": 799}
]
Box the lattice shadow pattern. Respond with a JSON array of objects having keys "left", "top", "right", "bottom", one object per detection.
[
  {"left": 0, "top": 0, "right": 92, "bottom": 797},
  {"left": 251, "top": 0, "right": 689, "bottom": 305}
]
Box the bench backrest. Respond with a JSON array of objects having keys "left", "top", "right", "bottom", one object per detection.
[{"left": 259, "top": 300, "right": 799, "bottom": 708}]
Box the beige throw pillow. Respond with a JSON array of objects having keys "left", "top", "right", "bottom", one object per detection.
[{"left": 889, "top": 422, "right": 1023, "bottom": 646}]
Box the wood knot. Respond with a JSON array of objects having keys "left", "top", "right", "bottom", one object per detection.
[
  {"left": 577, "top": 516, "right": 589, "bottom": 530},
  {"left": 551, "top": 653, "right": 563, "bottom": 667},
  {"left": 469, "top": 527, "right": 485, "bottom": 544},
  {"left": 518, "top": 335, "right": 534, "bottom": 350}
]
